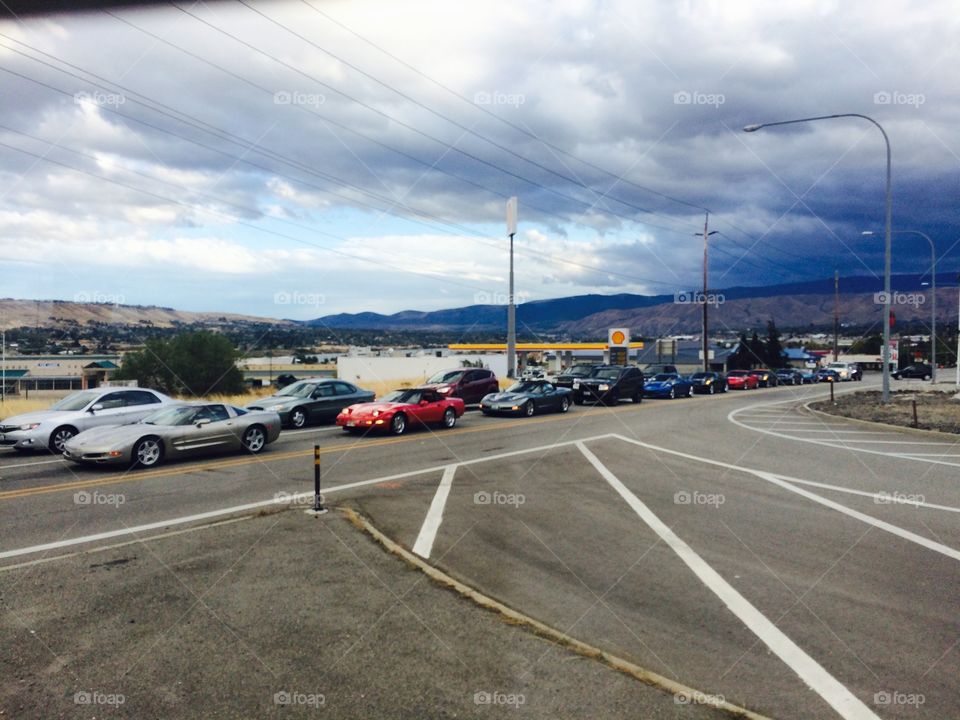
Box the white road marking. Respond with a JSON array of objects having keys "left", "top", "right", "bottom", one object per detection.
[
  {"left": 0, "top": 458, "right": 66, "bottom": 469},
  {"left": 769, "top": 477, "right": 960, "bottom": 513},
  {"left": 0, "top": 435, "right": 615, "bottom": 561},
  {"left": 412, "top": 465, "right": 457, "bottom": 559},
  {"left": 775, "top": 429, "right": 900, "bottom": 434},
  {"left": 611, "top": 435, "right": 960, "bottom": 562},
  {"left": 576, "top": 442, "right": 880, "bottom": 720}
]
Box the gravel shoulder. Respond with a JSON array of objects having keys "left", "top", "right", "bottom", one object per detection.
[{"left": 809, "top": 388, "right": 960, "bottom": 434}]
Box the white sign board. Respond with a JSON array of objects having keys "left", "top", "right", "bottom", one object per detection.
[
  {"left": 506, "top": 196, "right": 518, "bottom": 235},
  {"left": 608, "top": 328, "right": 630, "bottom": 346}
]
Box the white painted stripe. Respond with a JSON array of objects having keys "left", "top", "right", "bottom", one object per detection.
[
  {"left": 610, "top": 435, "right": 960, "bottom": 562},
  {"left": 576, "top": 442, "right": 880, "bottom": 720},
  {"left": 774, "top": 478, "right": 960, "bottom": 513},
  {"left": 755, "top": 472, "right": 960, "bottom": 562},
  {"left": 893, "top": 452, "right": 960, "bottom": 457},
  {"left": 0, "top": 434, "right": 615, "bottom": 561},
  {"left": 778, "top": 429, "right": 900, "bottom": 434},
  {"left": 0, "top": 458, "right": 66, "bottom": 469},
  {"left": 412, "top": 465, "right": 456, "bottom": 559}
]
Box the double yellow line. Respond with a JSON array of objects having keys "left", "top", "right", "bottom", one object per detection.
[{"left": 0, "top": 404, "right": 646, "bottom": 501}]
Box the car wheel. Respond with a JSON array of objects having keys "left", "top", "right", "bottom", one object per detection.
[
  {"left": 687, "top": 387, "right": 693, "bottom": 397},
  {"left": 924, "top": 374, "right": 932, "bottom": 381},
  {"left": 289, "top": 409, "right": 307, "bottom": 429},
  {"left": 442, "top": 408, "right": 457, "bottom": 428},
  {"left": 632, "top": 390, "right": 642, "bottom": 403},
  {"left": 524, "top": 401, "right": 535, "bottom": 417},
  {"left": 390, "top": 413, "right": 406, "bottom": 435},
  {"left": 709, "top": 384, "right": 715, "bottom": 394},
  {"left": 49, "top": 426, "right": 77, "bottom": 454},
  {"left": 560, "top": 396, "right": 570, "bottom": 413},
  {"left": 133, "top": 437, "right": 163, "bottom": 468},
  {"left": 669, "top": 387, "right": 675, "bottom": 399},
  {"left": 242, "top": 426, "right": 267, "bottom": 453}
]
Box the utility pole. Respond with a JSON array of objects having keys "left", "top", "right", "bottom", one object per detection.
[
  {"left": 833, "top": 271, "right": 839, "bottom": 361},
  {"left": 701, "top": 215, "right": 718, "bottom": 372},
  {"left": 506, "top": 197, "right": 518, "bottom": 379},
  {"left": 956, "top": 273, "right": 960, "bottom": 388},
  {"left": 1, "top": 331, "right": 5, "bottom": 404}
]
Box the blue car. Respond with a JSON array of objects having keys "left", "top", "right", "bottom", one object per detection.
[
  {"left": 642, "top": 373, "right": 694, "bottom": 399},
  {"left": 798, "top": 368, "right": 820, "bottom": 384}
]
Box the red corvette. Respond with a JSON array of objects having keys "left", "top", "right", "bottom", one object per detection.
[
  {"left": 336, "top": 387, "right": 465, "bottom": 435},
  {"left": 725, "top": 370, "right": 759, "bottom": 390}
]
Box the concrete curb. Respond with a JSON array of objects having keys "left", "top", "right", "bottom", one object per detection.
[
  {"left": 343, "top": 506, "right": 774, "bottom": 720},
  {"left": 803, "top": 399, "right": 960, "bottom": 441}
]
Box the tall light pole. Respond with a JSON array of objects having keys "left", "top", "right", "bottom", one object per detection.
[
  {"left": 506, "top": 196, "right": 518, "bottom": 379},
  {"left": 833, "top": 270, "right": 840, "bottom": 362},
  {"left": 695, "top": 222, "right": 719, "bottom": 371},
  {"left": 863, "top": 229, "right": 936, "bottom": 383},
  {"left": 956, "top": 272, "right": 960, "bottom": 388},
  {"left": 745, "top": 114, "right": 893, "bottom": 402}
]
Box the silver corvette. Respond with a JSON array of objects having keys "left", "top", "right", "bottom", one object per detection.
[{"left": 63, "top": 403, "right": 282, "bottom": 468}]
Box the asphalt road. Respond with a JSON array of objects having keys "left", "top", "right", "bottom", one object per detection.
[{"left": 1, "top": 375, "right": 957, "bottom": 719}]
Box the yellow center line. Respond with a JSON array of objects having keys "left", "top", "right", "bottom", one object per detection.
[{"left": 0, "top": 403, "right": 648, "bottom": 501}]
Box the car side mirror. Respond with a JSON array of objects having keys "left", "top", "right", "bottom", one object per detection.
[
  {"left": 195, "top": 418, "right": 211, "bottom": 427},
  {"left": 89, "top": 403, "right": 104, "bottom": 413}
]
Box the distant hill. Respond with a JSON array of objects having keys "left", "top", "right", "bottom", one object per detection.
[
  {"left": 311, "top": 273, "right": 954, "bottom": 334},
  {"left": 0, "top": 299, "right": 291, "bottom": 331}
]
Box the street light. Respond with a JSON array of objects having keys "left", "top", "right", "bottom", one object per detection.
[
  {"left": 744, "top": 114, "right": 893, "bottom": 402},
  {"left": 863, "top": 230, "right": 936, "bottom": 383},
  {"left": 694, "top": 228, "right": 719, "bottom": 371}
]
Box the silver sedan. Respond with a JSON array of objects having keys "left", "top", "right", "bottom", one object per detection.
[{"left": 63, "top": 403, "right": 282, "bottom": 468}]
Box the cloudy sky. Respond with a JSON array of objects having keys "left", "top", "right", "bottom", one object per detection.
[{"left": 0, "top": 0, "right": 957, "bottom": 319}]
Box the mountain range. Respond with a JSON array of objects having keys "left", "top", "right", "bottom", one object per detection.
[{"left": 312, "top": 272, "right": 956, "bottom": 335}]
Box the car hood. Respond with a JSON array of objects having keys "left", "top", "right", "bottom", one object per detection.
[
  {"left": 1, "top": 410, "right": 79, "bottom": 426},
  {"left": 66, "top": 423, "right": 154, "bottom": 448},
  {"left": 344, "top": 402, "right": 406, "bottom": 415},
  {"left": 246, "top": 395, "right": 301, "bottom": 409},
  {"left": 483, "top": 392, "right": 532, "bottom": 403}
]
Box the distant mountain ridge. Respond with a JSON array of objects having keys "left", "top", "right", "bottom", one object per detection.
[{"left": 312, "top": 272, "right": 954, "bottom": 333}]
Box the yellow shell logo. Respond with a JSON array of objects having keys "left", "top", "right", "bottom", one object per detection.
[{"left": 611, "top": 330, "right": 626, "bottom": 345}]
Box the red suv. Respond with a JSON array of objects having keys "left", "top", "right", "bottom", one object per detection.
[{"left": 422, "top": 368, "right": 499, "bottom": 405}]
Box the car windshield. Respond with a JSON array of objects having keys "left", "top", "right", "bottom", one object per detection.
[
  {"left": 50, "top": 390, "right": 102, "bottom": 411},
  {"left": 141, "top": 406, "right": 201, "bottom": 426},
  {"left": 591, "top": 368, "right": 621, "bottom": 380},
  {"left": 276, "top": 382, "right": 317, "bottom": 398},
  {"left": 691, "top": 373, "right": 711, "bottom": 379},
  {"left": 728, "top": 371, "right": 747, "bottom": 376},
  {"left": 426, "top": 370, "right": 464, "bottom": 384},
  {"left": 382, "top": 389, "right": 423, "bottom": 403},
  {"left": 507, "top": 381, "right": 542, "bottom": 393},
  {"left": 566, "top": 365, "right": 595, "bottom": 377},
  {"left": 653, "top": 374, "right": 675, "bottom": 381}
]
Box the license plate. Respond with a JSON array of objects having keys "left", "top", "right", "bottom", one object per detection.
[{"left": 346, "top": 421, "right": 356, "bottom": 427}]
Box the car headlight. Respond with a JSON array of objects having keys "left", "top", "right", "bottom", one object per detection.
[
  {"left": 273, "top": 404, "right": 288, "bottom": 412},
  {"left": 598, "top": 384, "right": 610, "bottom": 391},
  {"left": 372, "top": 410, "right": 380, "bottom": 417},
  {"left": 19, "top": 423, "right": 41, "bottom": 431},
  {"left": 572, "top": 380, "right": 580, "bottom": 388}
]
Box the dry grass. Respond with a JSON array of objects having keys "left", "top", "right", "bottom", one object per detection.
[{"left": 811, "top": 390, "right": 960, "bottom": 434}]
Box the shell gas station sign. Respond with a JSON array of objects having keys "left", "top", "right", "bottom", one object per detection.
[{"left": 608, "top": 328, "right": 630, "bottom": 364}]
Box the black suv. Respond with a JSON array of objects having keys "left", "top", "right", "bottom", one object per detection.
[
  {"left": 553, "top": 363, "right": 599, "bottom": 389},
  {"left": 574, "top": 365, "right": 644, "bottom": 405}
]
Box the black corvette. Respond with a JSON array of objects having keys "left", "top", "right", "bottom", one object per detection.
[{"left": 480, "top": 380, "right": 573, "bottom": 417}]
